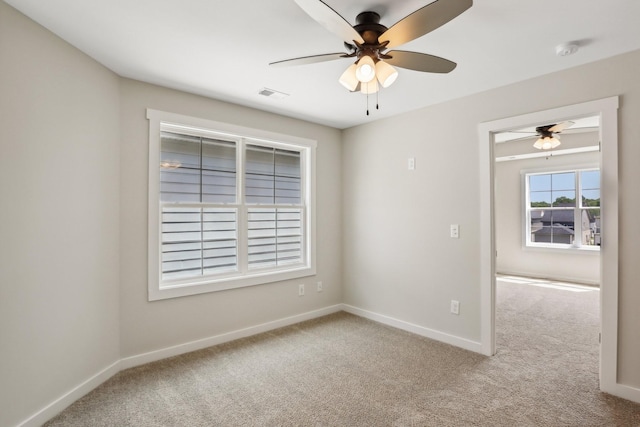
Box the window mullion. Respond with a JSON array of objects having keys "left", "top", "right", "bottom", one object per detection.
[
  {"left": 525, "top": 175, "right": 532, "bottom": 246},
  {"left": 237, "top": 139, "right": 244, "bottom": 206},
  {"left": 199, "top": 136, "right": 203, "bottom": 204},
  {"left": 275, "top": 208, "right": 280, "bottom": 266},
  {"left": 199, "top": 207, "right": 204, "bottom": 276},
  {"left": 574, "top": 172, "right": 581, "bottom": 247},
  {"left": 237, "top": 205, "right": 248, "bottom": 274},
  {"left": 237, "top": 139, "right": 247, "bottom": 274},
  {"left": 272, "top": 147, "right": 276, "bottom": 203},
  {"left": 199, "top": 138, "right": 204, "bottom": 275}
]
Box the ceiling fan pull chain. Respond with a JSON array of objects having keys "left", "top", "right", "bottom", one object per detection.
[
  {"left": 376, "top": 90, "right": 379, "bottom": 110},
  {"left": 366, "top": 84, "right": 370, "bottom": 115}
]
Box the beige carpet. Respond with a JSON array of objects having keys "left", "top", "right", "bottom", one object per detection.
[{"left": 44, "top": 278, "right": 640, "bottom": 426}]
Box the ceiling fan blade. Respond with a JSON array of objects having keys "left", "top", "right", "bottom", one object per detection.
[
  {"left": 494, "top": 133, "right": 538, "bottom": 143},
  {"left": 548, "top": 121, "right": 575, "bottom": 133},
  {"left": 508, "top": 131, "right": 539, "bottom": 134},
  {"left": 270, "top": 53, "right": 346, "bottom": 67},
  {"left": 385, "top": 50, "right": 456, "bottom": 73},
  {"left": 294, "top": 0, "right": 364, "bottom": 44},
  {"left": 379, "top": 0, "right": 473, "bottom": 49},
  {"left": 562, "top": 126, "right": 599, "bottom": 134}
]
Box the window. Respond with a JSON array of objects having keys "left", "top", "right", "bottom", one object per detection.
[
  {"left": 147, "top": 110, "right": 316, "bottom": 300},
  {"left": 525, "top": 168, "right": 600, "bottom": 249},
  {"left": 245, "top": 145, "right": 304, "bottom": 269}
]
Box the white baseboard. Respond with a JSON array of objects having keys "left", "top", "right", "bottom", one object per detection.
[
  {"left": 604, "top": 382, "right": 640, "bottom": 403},
  {"left": 120, "top": 304, "right": 343, "bottom": 370},
  {"left": 17, "top": 360, "right": 121, "bottom": 427},
  {"left": 497, "top": 270, "right": 599, "bottom": 286},
  {"left": 342, "top": 304, "right": 484, "bottom": 354},
  {"left": 16, "top": 305, "right": 342, "bottom": 427}
]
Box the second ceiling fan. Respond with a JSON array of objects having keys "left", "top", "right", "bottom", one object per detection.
[
  {"left": 532, "top": 122, "right": 575, "bottom": 150},
  {"left": 271, "top": 0, "right": 473, "bottom": 103}
]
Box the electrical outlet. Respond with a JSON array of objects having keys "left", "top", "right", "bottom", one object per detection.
[
  {"left": 317, "top": 281, "right": 323, "bottom": 292},
  {"left": 408, "top": 157, "right": 416, "bottom": 170},
  {"left": 451, "top": 300, "right": 460, "bottom": 315},
  {"left": 298, "top": 284, "right": 305, "bottom": 296},
  {"left": 450, "top": 224, "right": 459, "bottom": 239}
]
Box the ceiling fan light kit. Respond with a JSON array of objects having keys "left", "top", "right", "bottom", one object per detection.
[
  {"left": 272, "top": 0, "right": 473, "bottom": 114},
  {"left": 360, "top": 78, "right": 379, "bottom": 95},
  {"left": 355, "top": 55, "right": 376, "bottom": 83},
  {"left": 339, "top": 63, "right": 359, "bottom": 90},
  {"left": 339, "top": 50, "right": 398, "bottom": 94},
  {"left": 375, "top": 60, "right": 399, "bottom": 88},
  {"left": 532, "top": 121, "right": 574, "bottom": 150},
  {"left": 533, "top": 136, "right": 561, "bottom": 150}
]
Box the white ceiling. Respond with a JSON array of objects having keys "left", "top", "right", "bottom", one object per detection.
[{"left": 6, "top": 0, "right": 640, "bottom": 129}]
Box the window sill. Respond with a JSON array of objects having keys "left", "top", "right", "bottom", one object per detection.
[
  {"left": 523, "top": 244, "right": 600, "bottom": 254},
  {"left": 149, "top": 264, "right": 316, "bottom": 301}
]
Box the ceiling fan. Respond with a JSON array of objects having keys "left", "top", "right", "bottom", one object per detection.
[
  {"left": 270, "top": 0, "right": 473, "bottom": 112},
  {"left": 532, "top": 122, "right": 575, "bottom": 150}
]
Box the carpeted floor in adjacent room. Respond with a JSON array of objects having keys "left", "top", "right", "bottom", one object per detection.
[{"left": 44, "top": 277, "right": 640, "bottom": 426}]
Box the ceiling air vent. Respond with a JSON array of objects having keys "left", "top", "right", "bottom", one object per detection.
[{"left": 258, "top": 87, "right": 289, "bottom": 99}]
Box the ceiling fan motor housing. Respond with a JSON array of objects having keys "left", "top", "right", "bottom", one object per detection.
[
  {"left": 354, "top": 12, "right": 387, "bottom": 43},
  {"left": 353, "top": 12, "right": 391, "bottom": 62},
  {"left": 536, "top": 125, "right": 555, "bottom": 138}
]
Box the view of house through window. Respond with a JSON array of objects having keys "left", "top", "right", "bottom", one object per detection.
[{"left": 526, "top": 169, "right": 600, "bottom": 248}]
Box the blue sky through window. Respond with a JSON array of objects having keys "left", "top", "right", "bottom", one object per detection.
[{"left": 529, "top": 172, "right": 576, "bottom": 207}]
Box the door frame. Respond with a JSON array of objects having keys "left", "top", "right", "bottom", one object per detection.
[{"left": 478, "top": 97, "right": 619, "bottom": 394}]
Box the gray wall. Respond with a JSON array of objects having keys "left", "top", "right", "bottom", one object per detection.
[
  {"left": 495, "top": 150, "right": 600, "bottom": 284},
  {"left": 118, "top": 79, "right": 343, "bottom": 357},
  {"left": 0, "top": 4, "right": 121, "bottom": 427},
  {"left": 343, "top": 48, "right": 640, "bottom": 388}
]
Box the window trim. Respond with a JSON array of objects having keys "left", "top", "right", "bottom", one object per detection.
[
  {"left": 147, "top": 109, "right": 317, "bottom": 301},
  {"left": 521, "top": 163, "right": 600, "bottom": 252}
]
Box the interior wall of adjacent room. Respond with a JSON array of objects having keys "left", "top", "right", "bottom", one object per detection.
[
  {"left": 0, "top": 3, "right": 121, "bottom": 427},
  {"left": 118, "top": 78, "right": 343, "bottom": 358},
  {"left": 495, "top": 150, "right": 600, "bottom": 285},
  {"left": 342, "top": 48, "right": 640, "bottom": 389}
]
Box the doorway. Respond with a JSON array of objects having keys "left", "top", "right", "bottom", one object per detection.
[
  {"left": 493, "top": 116, "right": 601, "bottom": 284},
  {"left": 478, "top": 97, "right": 619, "bottom": 394}
]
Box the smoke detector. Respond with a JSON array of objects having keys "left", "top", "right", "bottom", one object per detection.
[{"left": 555, "top": 43, "right": 579, "bottom": 57}]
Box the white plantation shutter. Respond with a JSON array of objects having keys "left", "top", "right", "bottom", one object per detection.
[
  {"left": 161, "top": 207, "right": 238, "bottom": 280},
  {"left": 247, "top": 208, "right": 302, "bottom": 269},
  {"left": 245, "top": 144, "right": 303, "bottom": 270},
  {"left": 160, "top": 132, "right": 238, "bottom": 280},
  {"left": 147, "top": 109, "right": 316, "bottom": 300}
]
